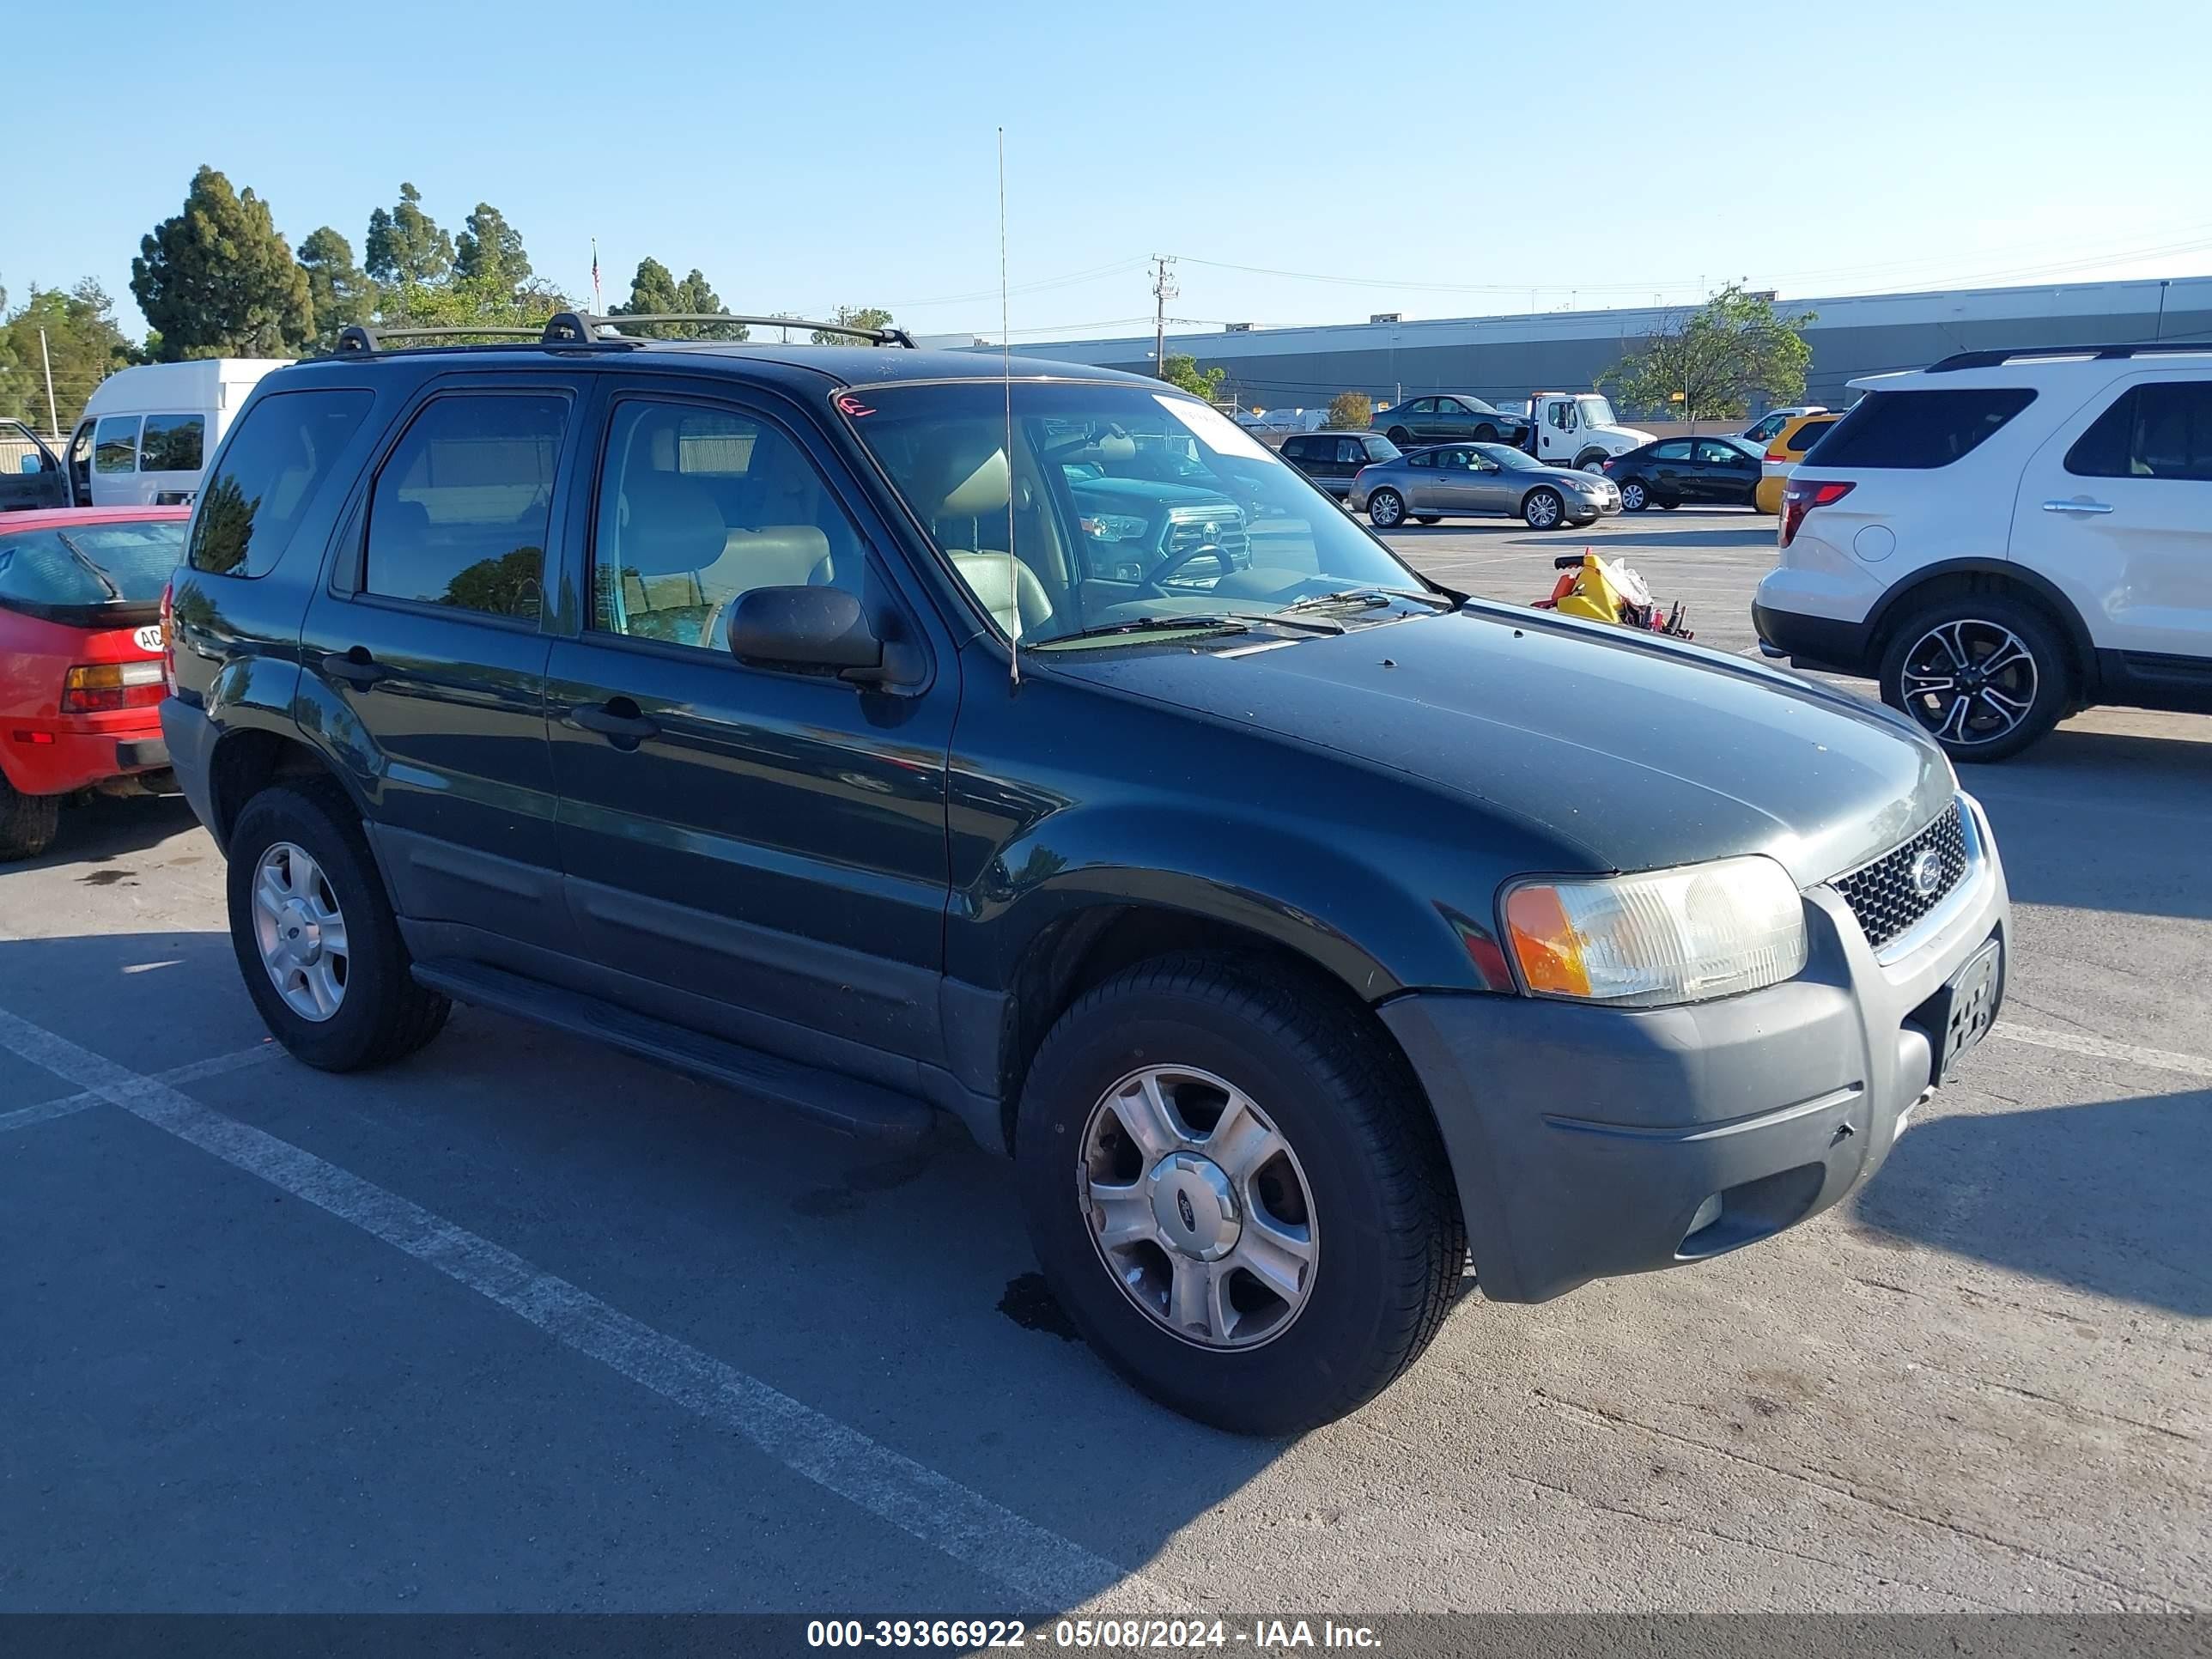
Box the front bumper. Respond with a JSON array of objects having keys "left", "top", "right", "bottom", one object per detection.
[{"left": 1381, "top": 793, "right": 2008, "bottom": 1304}]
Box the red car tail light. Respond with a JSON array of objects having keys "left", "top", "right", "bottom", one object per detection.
[
  {"left": 1765, "top": 447, "right": 1788, "bottom": 463},
  {"left": 160, "top": 580, "right": 177, "bottom": 693},
  {"left": 61, "top": 660, "right": 166, "bottom": 714},
  {"left": 1601, "top": 458, "right": 1617, "bottom": 472},
  {"left": 1779, "top": 479, "right": 1855, "bottom": 550}
]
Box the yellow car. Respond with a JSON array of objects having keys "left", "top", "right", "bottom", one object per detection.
[{"left": 1754, "top": 411, "right": 1842, "bottom": 514}]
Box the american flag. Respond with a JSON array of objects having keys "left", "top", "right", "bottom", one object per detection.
[{"left": 591, "top": 240, "right": 602, "bottom": 313}]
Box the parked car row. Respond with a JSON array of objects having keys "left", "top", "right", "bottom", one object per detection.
[{"left": 2, "top": 358, "right": 289, "bottom": 514}]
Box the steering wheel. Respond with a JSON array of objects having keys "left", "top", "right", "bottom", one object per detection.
[{"left": 1143, "top": 541, "right": 1231, "bottom": 591}]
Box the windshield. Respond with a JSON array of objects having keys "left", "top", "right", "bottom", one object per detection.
[
  {"left": 1474, "top": 443, "right": 1542, "bottom": 471},
  {"left": 1576, "top": 396, "right": 1617, "bottom": 430},
  {"left": 844, "top": 380, "right": 1432, "bottom": 646},
  {"left": 0, "top": 520, "right": 185, "bottom": 610}
]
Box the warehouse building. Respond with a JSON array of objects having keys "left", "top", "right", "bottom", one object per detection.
[{"left": 981, "top": 275, "right": 2212, "bottom": 419}]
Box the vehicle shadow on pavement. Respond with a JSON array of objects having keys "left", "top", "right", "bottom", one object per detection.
[
  {"left": 1587, "top": 526, "right": 1778, "bottom": 547},
  {"left": 9, "top": 793, "right": 203, "bottom": 874},
  {"left": 0, "top": 929, "right": 1293, "bottom": 1607},
  {"left": 1850, "top": 1086, "right": 2212, "bottom": 1317}
]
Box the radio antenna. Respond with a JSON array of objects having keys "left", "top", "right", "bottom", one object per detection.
[{"left": 999, "top": 125, "right": 1018, "bottom": 688}]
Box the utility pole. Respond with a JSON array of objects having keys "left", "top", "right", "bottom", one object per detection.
[
  {"left": 1151, "top": 255, "right": 1176, "bottom": 380},
  {"left": 38, "top": 327, "right": 60, "bottom": 441}
]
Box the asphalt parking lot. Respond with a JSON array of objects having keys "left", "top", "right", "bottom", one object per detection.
[{"left": 3, "top": 508, "right": 2208, "bottom": 1614}]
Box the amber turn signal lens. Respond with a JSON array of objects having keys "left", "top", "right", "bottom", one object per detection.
[{"left": 1504, "top": 884, "right": 1594, "bottom": 998}]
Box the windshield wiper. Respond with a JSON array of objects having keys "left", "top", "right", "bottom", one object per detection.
[
  {"left": 54, "top": 532, "right": 124, "bottom": 602},
  {"left": 1031, "top": 614, "right": 1255, "bottom": 647},
  {"left": 1277, "top": 586, "right": 1454, "bottom": 616}
]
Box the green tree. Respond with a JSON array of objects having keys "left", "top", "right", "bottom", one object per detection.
[
  {"left": 373, "top": 273, "right": 571, "bottom": 342},
  {"left": 364, "top": 183, "right": 454, "bottom": 289},
  {"left": 453, "top": 203, "right": 532, "bottom": 291},
  {"left": 298, "top": 227, "right": 377, "bottom": 351},
  {"left": 131, "top": 167, "right": 313, "bottom": 360},
  {"left": 675, "top": 269, "right": 745, "bottom": 339},
  {"left": 1156, "top": 352, "right": 1225, "bottom": 401},
  {"left": 1327, "top": 391, "right": 1373, "bottom": 429},
  {"left": 812, "top": 305, "right": 892, "bottom": 345},
  {"left": 606, "top": 258, "right": 743, "bottom": 339},
  {"left": 1602, "top": 285, "right": 1815, "bottom": 422},
  {"left": 0, "top": 280, "right": 137, "bottom": 431}
]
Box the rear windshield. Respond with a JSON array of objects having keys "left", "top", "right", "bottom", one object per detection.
[
  {"left": 1789, "top": 417, "right": 1840, "bottom": 456},
  {"left": 0, "top": 520, "right": 187, "bottom": 609},
  {"left": 1808, "top": 388, "right": 2035, "bottom": 469}
]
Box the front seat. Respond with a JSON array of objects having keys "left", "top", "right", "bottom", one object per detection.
[{"left": 912, "top": 432, "right": 1054, "bottom": 638}]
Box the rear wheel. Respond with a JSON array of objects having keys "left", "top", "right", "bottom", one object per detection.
[
  {"left": 1414, "top": 515, "right": 1442, "bottom": 525},
  {"left": 1016, "top": 954, "right": 1465, "bottom": 1435},
  {"left": 0, "top": 775, "right": 60, "bottom": 861},
  {"left": 1522, "top": 488, "right": 1565, "bottom": 530},
  {"left": 1368, "top": 489, "right": 1407, "bottom": 528},
  {"left": 1878, "top": 594, "right": 2069, "bottom": 763},
  {"left": 1385, "top": 427, "right": 1413, "bottom": 447},
  {"left": 226, "top": 780, "right": 451, "bottom": 1070}
]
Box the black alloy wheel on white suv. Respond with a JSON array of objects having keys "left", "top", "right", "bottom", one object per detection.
[{"left": 1877, "top": 593, "right": 2070, "bottom": 763}]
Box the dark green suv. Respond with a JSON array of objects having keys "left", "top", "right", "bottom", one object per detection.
[{"left": 161, "top": 313, "right": 2010, "bottom": 1434}]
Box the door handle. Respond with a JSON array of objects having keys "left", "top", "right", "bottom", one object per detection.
[
  {"left": 2042, "top": 499, "right": 2114, "bottom": 514},
  {"left": 322, "top": 647, "right": 390, "bottom": 689},
  {"left": 566, "top": 698, "right": 659, "bottom": 746}
]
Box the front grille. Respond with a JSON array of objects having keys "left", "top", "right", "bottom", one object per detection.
[
  {"left": 1165, "top": 510, "right": 1249, "bottom": 564},
  {"left": 1833, "top": 802, "right": 1969, "bottom": 951}
]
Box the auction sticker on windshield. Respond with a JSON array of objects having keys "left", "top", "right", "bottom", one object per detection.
[{"left": 1154, "top": 395, "right": 1278, "bottom": 463}]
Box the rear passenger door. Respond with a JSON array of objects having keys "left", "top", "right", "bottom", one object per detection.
[
  {"left": 2014, "top": 374, "right": 2212, "bottom": 667},
  {"left": 544, "top": 382, "right": 959, "bottom": 1072},
  {"left": 300, "top": 374, "right": 585, "bottom": 954}
]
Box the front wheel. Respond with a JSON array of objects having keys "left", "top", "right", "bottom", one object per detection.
[
  {"left": 1016, "top": 955, "right": 1465, "bottom": 1435},
  {"left": 1878, "top": 595, "right": 2069, "bottom": 762},
  {"left": 1619, "top": 479, "right": 1649, "bottom": 513},
  {"left": 1367, "top": 489, "right": 1407, "bottom": 528},
  {"left": 1522, "top": 488, "right": 1565, "bottom": 530},
  {"left": 226, "top": 779, "right": 452, "bottom": 1071},
  {"left": 1472, "top": 424, "right": 1498, "bottom": 443}
]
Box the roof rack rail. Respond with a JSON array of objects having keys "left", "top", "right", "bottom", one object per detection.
[
  {"left": 1925, "top": 340, "right": 2212, "bottom": 373},
  {"left": 331, "top": 312, "right": 918, "bottom": 356}
]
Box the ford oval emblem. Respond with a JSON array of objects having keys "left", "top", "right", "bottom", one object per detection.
[
  {"left": 1176, "top": 1190, "right": 1196, "bottom": 1232},
  {"left": 1910, "top": 848, "right": 1944, "bottom": 897}
]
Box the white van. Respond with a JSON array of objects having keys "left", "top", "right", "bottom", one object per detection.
[{"left": 65, "top": 359, "right": 291, "bottom": 507}]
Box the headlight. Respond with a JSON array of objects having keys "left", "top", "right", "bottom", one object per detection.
[
  {"left": 1079, "top": 514, "right": 1150, "bottom": 543},
  {"left": 1502, "top": 855, "right": 1807, "bottom": 1006}
]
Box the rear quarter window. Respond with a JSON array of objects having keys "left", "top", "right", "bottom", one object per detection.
[
  {"left": 1808, "top": 388, "right": 2036, "bottom": 469},
  {"left": 1789, "top": 417, "right": 1840, "bottom": 457},
  {"left": 189, "top": 388, "right": 374, "bottom": 577}
]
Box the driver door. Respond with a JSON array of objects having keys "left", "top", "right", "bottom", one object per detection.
[
  {"left": 0, "top": 421, "right": 70, "bottom": 512},
  {"left": 1427, "top": 447, "right": 1482, "bottom": 511}
]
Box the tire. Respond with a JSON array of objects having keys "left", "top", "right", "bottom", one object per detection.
[
  {"left": 1414, "top": 515, "right": 1441, "bottom": 525},
  {"left": 0, "top": 775, "right": 60, "bottom": 861},
  {"left": 1574, "top": 451, "right": 1608, "bottom": 473},
  {"left": 1472, "top": 424, "right": 1498, "bottom": 443},
  {"left": 225, "top": 779, "right": 452, "bottom": 1071},
  {"left": 1657, "top": 500, "right": 1679, "bottom": 511},
  {"left": 1016, "top": 953, "right": 1465, "bottom": 1435},
  {"left": 1877, "top": 593, "right": 2069, "bottom": 763},
  {"left": 1367, "top": 489, "right": 1407, "bottom": 528},
  {"left": 1619, "top": 479, "right": 1650, "bottom": 513},
  {"left": 1522, "top": 488, "right": 1565, "bottom": 531}
]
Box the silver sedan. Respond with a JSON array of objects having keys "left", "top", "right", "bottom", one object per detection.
[{"left": 1348, "top": 442, "right": 1622, "bottom": 531}]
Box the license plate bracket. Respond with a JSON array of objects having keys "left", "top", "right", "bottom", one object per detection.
[{"left": 1927, "top": 938, "right": 2003, "bottom": 1083}]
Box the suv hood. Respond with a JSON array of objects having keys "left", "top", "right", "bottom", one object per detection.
[{"left": 1048, "top": 605, "right": 1951, "bottom": 885}]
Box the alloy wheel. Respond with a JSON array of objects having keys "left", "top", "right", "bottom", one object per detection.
[
  {"left": 252, "top": 841, "right": 350, "bottom": 1021},
  {"left": 1898, "top": 619, "right": 2039, "bottom": 747},
  {"left": 1525, "top": 491, "right": 1560, "bottom": 528},
  {"left": 1077, "top": 1065, "right": 1318, "bottom": 1350}
]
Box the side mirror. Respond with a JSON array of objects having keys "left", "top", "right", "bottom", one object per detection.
[{"left": 730, "top": 586, "right": 901, "bottom": 686}]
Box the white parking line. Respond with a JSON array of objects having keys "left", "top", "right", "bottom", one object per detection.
[
  {"left": 1993, "top": 1022, "right": 2212, "bottom": 1082},
  {"left": 0, "top": 1005, "right": 1151, "bottom": 1611},
  {"left": 0, "top": 1041, "right": 278, "bottom": 1134}
]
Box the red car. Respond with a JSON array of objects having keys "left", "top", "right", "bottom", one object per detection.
[{"left": 0, "top": 506, "right": 191, "bottom": 859}]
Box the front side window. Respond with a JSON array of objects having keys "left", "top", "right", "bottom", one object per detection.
[
  {"left": 1695, "top": 440, "right": 1748, "bottom": 465},
  {"left": 1811, "top": 387, "right": 2036, "bottom": 470},
  {"left": 364, "top": 393, "right": 566, "bottom": 620},
  {"left": 590, "top": 398, "right": 867, "bottom": 651},
  {"left": 844, "top": 380, "right": 1431, "bottom": 647},
  {"left": 2066, "top": 381, "right": 2212, "bottom": 483},
  {"left": 189, "top": 388, "right": 374, "bottom": 577},
  {"left": 139, "top": 414, "right": 206, "bottom": 473},
  {"left": 94, "top": 415, "right": 141, "bottom": 474}
]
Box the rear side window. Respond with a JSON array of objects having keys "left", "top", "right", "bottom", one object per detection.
[
  {"left": 139, "top": 414, "right": 205, "bottom": 472},
  {"left": 1809, "top": 388, "right": 2036, "bottom": 469},
  {"left": 94, "top": 415, "right": 141, "bottom": 474},
  {"left": 1790, "top": 418, "right": 1839, "bottom": 456},
  {"left": 190, "top": 389, "right": 374, "bottom": 577},
  {"left": 1652, "top": 440, "right": 1692, "bottom": 460},
  {"left": 364, "top": 393, "right": 567, "bottom": 622},
  {"left": 1281, "top": 437, "right": 1311, "bottom": 461},
  {"left": 2065, "top": 382, "right": 2212, "bottom": 482}
]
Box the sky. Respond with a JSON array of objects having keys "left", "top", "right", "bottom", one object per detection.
[{"left": 7, "top": 0, "right": 2211, "bottom": 347}]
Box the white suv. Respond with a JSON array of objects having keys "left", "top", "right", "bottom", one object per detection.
[{"left": 1753, "top": 343, "right": 2212, "bottom": 760}]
